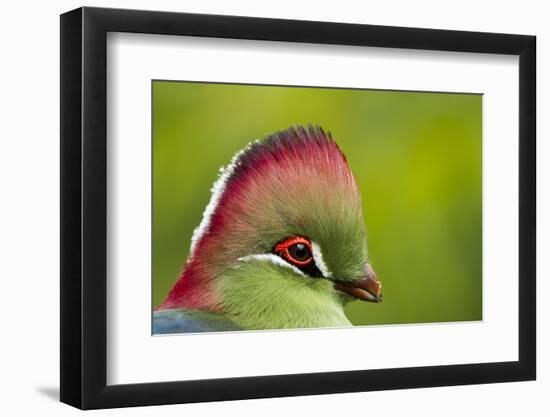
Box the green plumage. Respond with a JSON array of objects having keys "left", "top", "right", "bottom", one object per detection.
[{"left": 218, "top": 259, "right": 352, "bottom": 330}]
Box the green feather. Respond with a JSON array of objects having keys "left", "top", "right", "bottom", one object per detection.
[{"left": 217, "top": 258, "right": 352, "bottom": 330}]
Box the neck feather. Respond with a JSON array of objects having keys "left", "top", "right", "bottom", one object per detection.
[{"left": 157, "top": 259, "right": 221, "bottom": 311}]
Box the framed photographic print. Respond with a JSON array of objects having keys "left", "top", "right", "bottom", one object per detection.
[{"left": 60, "top": 6, "right": 536, "bottom": 409}]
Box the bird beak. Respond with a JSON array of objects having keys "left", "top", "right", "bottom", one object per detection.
[{"left": 334, "top": 264, "right": 382, "bottom": 303}]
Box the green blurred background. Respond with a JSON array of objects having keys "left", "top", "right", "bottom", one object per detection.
[{"left": 153, "top": 81, "right": 482, "bottom": 326}]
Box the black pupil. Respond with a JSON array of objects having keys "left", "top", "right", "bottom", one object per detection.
[{"left": 289, "top": 243, "right": 311, "bottom": 262}]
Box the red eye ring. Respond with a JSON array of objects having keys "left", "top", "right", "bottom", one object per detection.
[{"left": 274, "top": 236, "right": 314, "bottom": 266}]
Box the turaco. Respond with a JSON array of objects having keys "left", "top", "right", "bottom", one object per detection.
[{"left": 153, "top": 125, "right": 382, "bottom": 334}]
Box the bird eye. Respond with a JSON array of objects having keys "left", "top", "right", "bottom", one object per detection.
[
  {"left": 288, "top": 243, "right": 311, "bottom": 263},
  {"left": 274, "top": 236, "right": 314, "bottom": 266}
]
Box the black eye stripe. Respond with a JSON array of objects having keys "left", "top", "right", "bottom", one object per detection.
[{"left": 299, "top": 261, "right": 324, "bottom": 278}]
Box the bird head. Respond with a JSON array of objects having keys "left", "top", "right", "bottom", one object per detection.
[{"left": 160, "top": 126, "right": 381, "bottom": 329}]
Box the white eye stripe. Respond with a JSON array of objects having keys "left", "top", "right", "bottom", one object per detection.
[
  {"left": 238, "top": 254, "right": 306, "bottom": 276},
  {"left": 238, "top": 241, "right": 331, "bottom": 279},
  {"left": 311, "top": 241, "right": 332, "bottom": 278}
]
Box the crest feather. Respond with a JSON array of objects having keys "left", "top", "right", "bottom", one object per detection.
[{"left": 190, "top": 125, "right": 357, "bottom": 256}]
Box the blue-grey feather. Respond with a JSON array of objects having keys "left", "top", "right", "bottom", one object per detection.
[{"left": 152, "top": 309, "right": 242, "bottom": 334}]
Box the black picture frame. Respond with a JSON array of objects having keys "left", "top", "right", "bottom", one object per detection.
[{"left": 60, "top": 6, "right": 536, "bottom": 410}]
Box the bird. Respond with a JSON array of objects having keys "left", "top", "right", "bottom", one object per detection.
[{"left": 153, "top": 125, "right": 382, "bottom": 334}]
